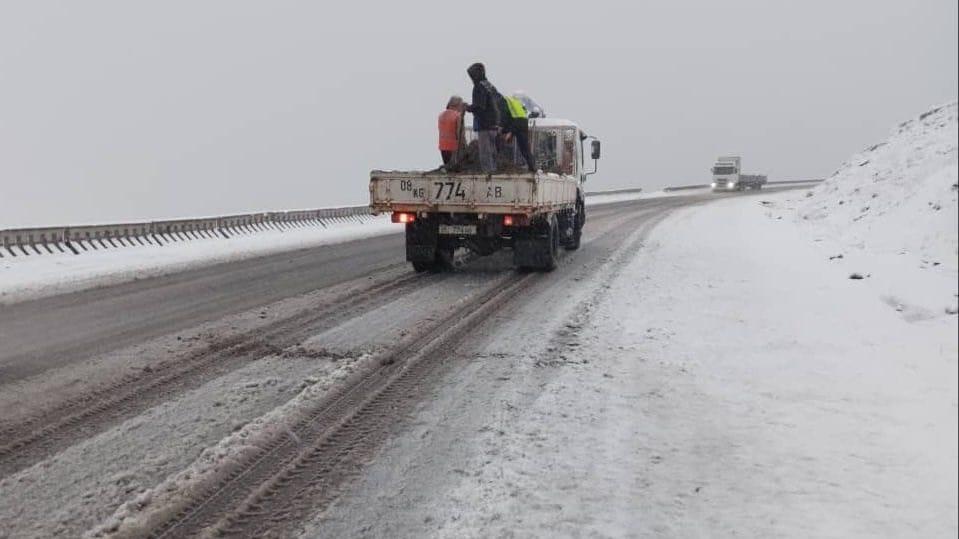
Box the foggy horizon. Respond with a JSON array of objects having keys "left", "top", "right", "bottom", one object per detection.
[{"left": 2, "top": 0, "right": 957, "bottom": 228}]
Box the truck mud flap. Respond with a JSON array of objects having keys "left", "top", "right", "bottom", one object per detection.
[
  {"left": 513, "top": 216, "right": 559, "bottom": 271},
  {"left": 513, "top": 237, "right": 547, "bottom": 268},
  {"left": 513, "top": 224, "right": 554, "bottom": 268},
  {"left": 406, "top": 220, "right": 438, "bottom": 264}
]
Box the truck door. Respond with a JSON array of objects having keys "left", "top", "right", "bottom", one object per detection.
[{"left": 577, "top": 130, "right": 585, "bottom": 182}]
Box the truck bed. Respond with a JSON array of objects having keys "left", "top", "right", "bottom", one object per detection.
[{"left": 369, "top": 170, "right": 579, "bottom": 216}]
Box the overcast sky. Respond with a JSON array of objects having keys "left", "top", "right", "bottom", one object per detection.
[{"left": 1, "top": 0, "right": 956, "bottom": 227}]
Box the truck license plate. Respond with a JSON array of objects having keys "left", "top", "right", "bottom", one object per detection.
[{"left": 438, "top": 224, "right": 476, "bottom": 236}]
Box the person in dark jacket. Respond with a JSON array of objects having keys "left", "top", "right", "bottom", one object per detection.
[{"left": 465, "top": 63, "right": 501, "bottom": 173}]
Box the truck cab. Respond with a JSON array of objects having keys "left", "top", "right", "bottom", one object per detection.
[{"left": 711, "top": 155, "right": 742, "bottom": 191}]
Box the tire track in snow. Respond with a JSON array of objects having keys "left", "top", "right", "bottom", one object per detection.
[
  {"left": 0, "top": 269, "right": 433, "bottom": 478},
  {"left": 115, "top": 199, "right": 701, "bottom": 539}
]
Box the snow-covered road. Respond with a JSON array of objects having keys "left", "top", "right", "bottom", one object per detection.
[{"left": 302, "top": 191, "right": 957, "bottom": 538}]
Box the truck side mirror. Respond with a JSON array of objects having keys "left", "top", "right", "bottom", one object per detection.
[{"left": 591, "top": 140, "right": 601, "bottom": 160}]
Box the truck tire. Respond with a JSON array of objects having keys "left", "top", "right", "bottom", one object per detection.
[
  {"left": 543, "top": 216, "right": 559, "bottom": 271},
  {"left": 412, "top": 260, "right": 433, "bottom": 273},
  {"left": 411, "top": 249, "right": 453, "bottom": 272},
  {"left": 564, "top": 203, "right": 583, "bottom": 251},
  {"left": 436, "top": 247, "right": 455, "bottom": 270}
]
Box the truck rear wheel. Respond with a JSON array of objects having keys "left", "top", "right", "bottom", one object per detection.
[{"left": 436, "top": 247, "right": 455, "bottom": 270}]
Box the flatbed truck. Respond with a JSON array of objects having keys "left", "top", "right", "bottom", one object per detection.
[{"left": 370, "top": 118, "right": 600, "bottom": 272}]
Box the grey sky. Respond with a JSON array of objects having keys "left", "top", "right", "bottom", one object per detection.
[{"left": 1, "top": 0, "right": 956, "bottom": 227}]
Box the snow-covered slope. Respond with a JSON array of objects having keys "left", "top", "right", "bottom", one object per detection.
[{"left": 797, "top": 101, "right": 958, "bottom": 316}]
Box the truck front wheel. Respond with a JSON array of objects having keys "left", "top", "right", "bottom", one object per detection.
[
  {"left": 544, "top": 217, "right": 559, "bottom": 270},
  {"left": 564, "top": 204, "right": 583, "bottom": 251}
]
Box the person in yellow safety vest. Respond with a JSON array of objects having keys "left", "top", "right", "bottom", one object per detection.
[{"left": 503, "top": 94, "right": 536, "bottom": 172}]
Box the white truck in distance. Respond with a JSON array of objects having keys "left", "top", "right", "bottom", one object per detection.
[
  {"left": 370, "top": 118, "right": 600, "bottom": 272},
  {"left": 711, "top": 155, "right": 767, "bottom": 191}
]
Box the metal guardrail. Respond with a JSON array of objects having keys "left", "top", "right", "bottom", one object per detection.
[
  {"left": 584, "top": 188, "right": 644, "bottom": 196},
  {"left": 0, "top": 205, "right": 373, "bottom": 258},
  {"left": 769, "top": 179, "right": 824, "bottom": 185},
  {"left": 662, "top": 179, "right": 823, "bottom": 192},
  {"left": 0, "top": 182, "right": 819, "bottom": 258},
  {"left": 661, "top": 184, "right": 709, "bottom": 192}
]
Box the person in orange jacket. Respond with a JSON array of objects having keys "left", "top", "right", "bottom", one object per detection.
[{"left": 438, "top": 95, "right": 465, "bottom": 167}]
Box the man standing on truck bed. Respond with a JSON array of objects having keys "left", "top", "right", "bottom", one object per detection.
[
  {"left": 504, "top": 93, "right": 536, "bottom": 172},
  {"left": 465, "top": 62, "right": 501, "bottom": 173}
]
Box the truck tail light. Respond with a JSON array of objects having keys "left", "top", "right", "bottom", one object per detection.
[
  {"left": 502, "top": 214, "right": 529, "bottom": 227},
  {"left": 392, "top": 212, "right": 415, "bottom": 224},
  {"left": 503, "top": 213, "right": 529, "bottom": 226}
]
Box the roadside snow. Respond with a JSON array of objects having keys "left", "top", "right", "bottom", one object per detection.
[
  {"left": 582, "top": 195, "right": 957, "bottom": 537},
  {"left": 0, "top": 216, "right": 396, "bottom": 305},
  {"left": 795, "top": 101, "right": 958, "bottom": 317}
]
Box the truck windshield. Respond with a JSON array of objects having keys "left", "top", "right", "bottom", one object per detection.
[
  {"left": 532, "top": 129, "right": 558, "bottom": 173},
  {"left": 712, "top": 166, "right": 737, "bottom": 175},
  {"left": 531, "top": 127, "right": 576, "bottom": 175}
]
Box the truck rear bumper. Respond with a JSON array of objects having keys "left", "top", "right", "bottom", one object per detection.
[{"left": 371, "top": 203, "right": 573, "bottom": 216}]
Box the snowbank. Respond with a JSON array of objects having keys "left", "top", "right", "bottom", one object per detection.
[
  {"left": 796, "top": 101, "right": 958, "bottom": 316},
  {"left": 549, "top": 196, "right": 957, "bottom": 537}
]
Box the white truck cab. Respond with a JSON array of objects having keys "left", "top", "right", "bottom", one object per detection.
[
  {"left": 711, "top": 155, "right": 742, "bottom": 190},
  {"left": 711, "top": 155, "right": 766, "bottom": 191}
]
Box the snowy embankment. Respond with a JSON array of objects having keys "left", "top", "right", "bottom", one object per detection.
[{"left": 796, "top": 101, "right": 958, "bottom": 317}]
